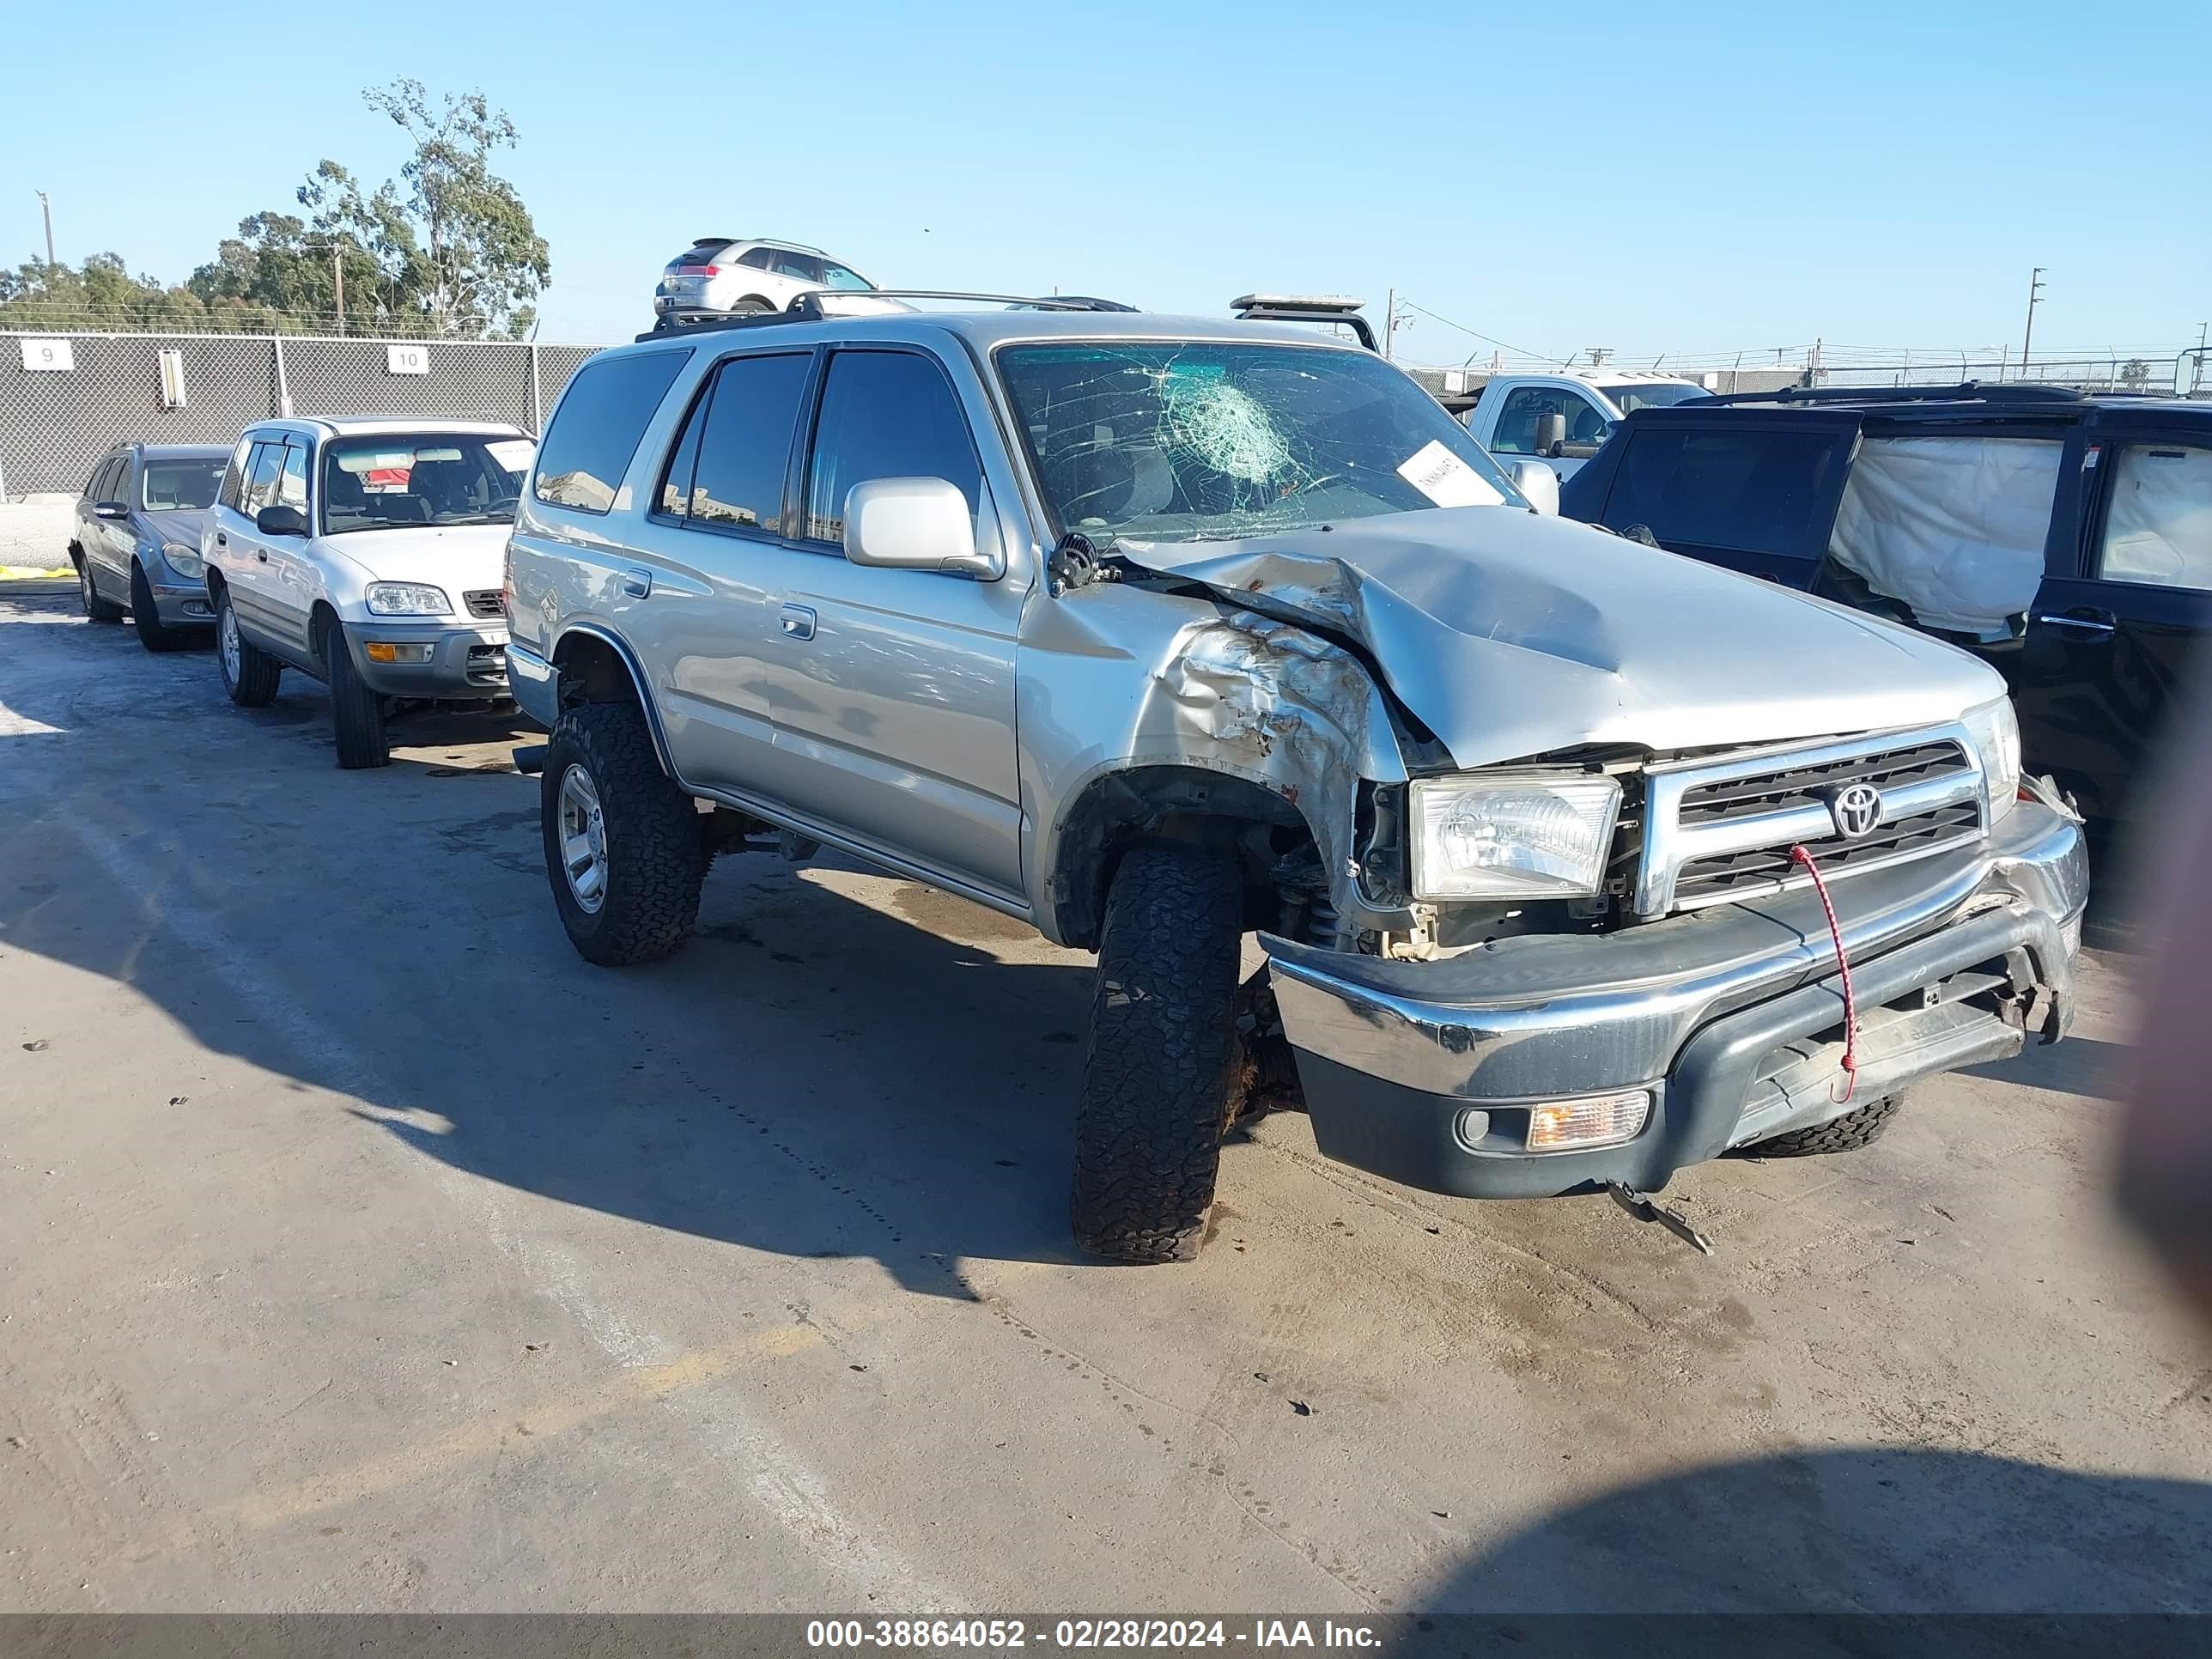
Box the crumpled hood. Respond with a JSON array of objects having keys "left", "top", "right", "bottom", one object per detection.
[
  {"left": 1117, "top": 507, "right": 2005, "bottom": 768},
  {"left": 325, "top": 524, "right": 511, "bottom": 594}
]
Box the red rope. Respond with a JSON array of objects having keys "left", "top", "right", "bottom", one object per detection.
[{"left": 1790, "top": 844, "right": 1858, "bottom": 1103}]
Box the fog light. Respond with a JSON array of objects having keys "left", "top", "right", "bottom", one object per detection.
[
  {"left": 1526, "top": 1090, "right": 1651, "bottom": 1152},
  {"left": 364, "top": 642, "right": 433, "bottom": 664},
  {"left": 1454, "top": 1109, "right": 1492, "bottom": 1148}
]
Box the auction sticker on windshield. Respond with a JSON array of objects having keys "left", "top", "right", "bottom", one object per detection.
[{"left": 1397, "top": 440, "right": 1504, "bottom": 508}]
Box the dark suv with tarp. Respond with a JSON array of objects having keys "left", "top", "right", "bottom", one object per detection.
[{"left": 1559, "top": 384, "right": 2212, "bottom": 860}]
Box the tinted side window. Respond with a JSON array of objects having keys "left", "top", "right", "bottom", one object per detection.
[
  {"left": 242, "top": 442, "right": 286, "bottom": 515},
  {"left": 684, "top": 354, "right": 811, "bottom": 531},
  {"left": 90, "top": 457, "right": 124, "bottom": 502},
  {"left": 737, "top": 246, "right": 776, "bottom": 271},
  {"left": 1601, "top": 427, "right": 1843, "bottom": 557},
  {"left": 219, "top": 439, "right": 252, "bottom": 510},
  {"left": 803, "top": 350, "right": 982, "bottom": 544},
  {"left": 773, "top": 252, "right": 823, "bottom": 283},
  {"left": 535, "top": 350, "right": 692, "bottom": 514},
  {"left": 279, "top": 442, "right": 311, "bottom": 512}
]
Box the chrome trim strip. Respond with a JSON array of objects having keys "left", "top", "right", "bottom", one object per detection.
[{"left": 1637, "top": 721, "right": 1984, "bottom": 915}]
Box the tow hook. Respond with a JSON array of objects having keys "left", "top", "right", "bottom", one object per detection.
[{"left": 1607, "top": 1182, "right": 1715, "bottom": 1255}]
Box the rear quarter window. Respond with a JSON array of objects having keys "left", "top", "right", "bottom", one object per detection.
[
  {"left": 1599, "top": 426, "right": 1844, "bottom": 557},
  {"left": 534, "top": 350, "right": 693, "bottom": 514}
]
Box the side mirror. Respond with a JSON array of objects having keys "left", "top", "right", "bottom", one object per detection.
[
  {"left": 1509, "top": 461, "right": 1559, "bottom": 516},
  {"left": 1559, "top": 440, "right": 1605, "bottom": 459},
  {"left": 94, "top": 500, "right": 131, "bottom": 521},
  {"left": 842, "top": 477, "right": 999, "bottom": 579},
  {"left": 1533, "top": 411, "right": 1567, "bottom": 459},
  {"left": 256, "top": 503, "right": 308, "bottom": 537}
]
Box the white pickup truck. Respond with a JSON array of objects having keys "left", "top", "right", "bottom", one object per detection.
[{"left": 1447, "top": 368, "right": 1714, "bottom": 482}]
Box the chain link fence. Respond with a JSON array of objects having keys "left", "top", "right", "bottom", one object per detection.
[{"left": 1, "top": 331, "right": 609, "bottom": 495}]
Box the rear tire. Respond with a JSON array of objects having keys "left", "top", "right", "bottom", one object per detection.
[
  {"left": 541, "top": 701, "right": 708, "bottom": 965},
  {"left": 131, "top": 564, "right": 194, "bottom": 652},
  {"left": 1735, "top": 1092, "right": 1902, "bottom": 1158},
  {"left": 323, "top": 620, "right": 391, "bottom": 769},
  {"left": 1070, "top": 844, "right": 1245, "bottom": 1263},
  {"left": 78, "top": 557, "right": 125, "bottom": 622},
  {"left": 215, "top": 584, "right": 281, "bottom": 707}
]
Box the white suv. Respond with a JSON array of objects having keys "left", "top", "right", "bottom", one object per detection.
[
  {"left": 651, "top": 237, "right": 874, "bottom": 324},
  {"left": 202, "top": 416, "right": 535, "bottom": 769}
]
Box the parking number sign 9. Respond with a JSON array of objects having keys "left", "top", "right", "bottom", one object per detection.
[
  {"left": 20, "top": 339, "right": 75, "bottom": 372},
  {"left": 386, "top": 344, "right": 429, "bottom": 376}
]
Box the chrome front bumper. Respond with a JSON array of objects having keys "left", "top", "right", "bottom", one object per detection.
[{"left": 1261, "top": 799, "right": 2087, "bottom": 1200}]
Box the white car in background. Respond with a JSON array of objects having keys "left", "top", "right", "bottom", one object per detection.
[
  {"left": 202, "top": 416, "right": 535, "bottom": 769},
  {"left": 652, "top": 236, "right": 876, "bottom": 325}
]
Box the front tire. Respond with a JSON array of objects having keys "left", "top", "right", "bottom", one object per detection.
[
  {"left": 1735, "top": 1093, "right": 1903, "bottom": 1158},
  {"left": 323, "top": 620, "right": 391, "bottom": 769},
  {"left": 131, "top": 564, "right": 194, "bottom": 652},
  {"left": 78, "top": 557, "right": 125, "bottom": 622},
  {"left": 1070, "top": 844, "right": 1245, "bottom": 1263},
  {"left": 215, "top": 585, "right": 281, "bottom": 707},
  {"left": 541, "top": 702, "right": 708, "bottom": 965}
]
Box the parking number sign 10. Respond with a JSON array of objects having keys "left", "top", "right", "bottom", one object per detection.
[
  {"left": 386, "top": 344, "right": 429, "bottom": 376},
  {"left": 20, "top": 339, "right": 75, "bottom": 372}
]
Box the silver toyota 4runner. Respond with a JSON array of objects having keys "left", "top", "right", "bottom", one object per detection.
[{"left": 502, "top": 303, "right": 2087, "bottom": 1263}]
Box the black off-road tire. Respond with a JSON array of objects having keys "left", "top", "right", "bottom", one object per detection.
[
  {"left": 77, "top": 556, "right": 125, "bottom": 622},
  {"left": 215, "top": 583, "right": 282, "bottom": 708},
  {"left": 1070, "top": 844, "right": 1246, "bottom": 1263},
  {"left": 1735, "top": 1093, "right": 1903, "bottom": 1158},
  {"left": 322, "top": 620, "right": 391, "bottom": 769},
  {"left": 131, "top": 564, "right": 194, "bottom": 653},
  {"left": 542, "top": 701, "right": 708, "bottom": 966}
]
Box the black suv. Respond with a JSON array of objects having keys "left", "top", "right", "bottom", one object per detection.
[{"left": 1559, "top": 385, "right": 2211, "bottom": 860}]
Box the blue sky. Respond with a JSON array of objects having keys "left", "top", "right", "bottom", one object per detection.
[{"left": 7, "top": 0, "right": 2207, "bottom": 362}]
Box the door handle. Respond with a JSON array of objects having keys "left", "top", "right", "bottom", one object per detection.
[
  {"left": 257, "top": 550, "right": 269, "bottom": 562},
  {"left": 622, "top": 566, "right": 653, "bottom": 599},
  {"left": 779, "top": 604, "right": 817, "bottom": 641},
  {"left": 2034, "top": 611, "right": 2116, "bottom": 636},
  {"left": 215, "top": 532, "right": 228, "bottom": 547}
]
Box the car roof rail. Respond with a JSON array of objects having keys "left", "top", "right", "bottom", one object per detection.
[
  {"left": 1701, "top": 380, "right": 2091, "bottom": 408},
  {"left": 1231, "top": 293, "right": 1378, "bottom": 351},
  {"left": 637, "top": 290, "right": 1139, "bottom": 342}
]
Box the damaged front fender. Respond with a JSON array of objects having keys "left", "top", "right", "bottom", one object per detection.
[{"left": 1018, "top": 580, "right": 1413, "bottom": 948}]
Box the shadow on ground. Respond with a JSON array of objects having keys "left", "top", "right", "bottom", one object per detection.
[
  {"left": 1, "top": 601, "right": 1106, "bottom": 1298},
  {"left": 1412, "top": 1445, "right": 2212, "bottom": 1634}
]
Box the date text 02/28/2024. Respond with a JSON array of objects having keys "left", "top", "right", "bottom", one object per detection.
[{"left": 805, "top": 1620, "right": 1384, "bottom": 1650}]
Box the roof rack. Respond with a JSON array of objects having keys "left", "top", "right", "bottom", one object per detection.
[
  {"left": 638, "top": 290, "right": 1139, "bottom": 343},
  {"left": 1231, "top": 293, "right": 1377, "bottom": 352},
  {"left": 1703, "top": 380, "right": 2090, "bottom": 407}
]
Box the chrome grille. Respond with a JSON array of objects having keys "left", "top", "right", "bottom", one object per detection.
[
  {"left": 464, "top": 589, "right": 505, "bottom": 619},
  {"left": 1638, "top": 727, "right": 1984, "bottom": 915}
]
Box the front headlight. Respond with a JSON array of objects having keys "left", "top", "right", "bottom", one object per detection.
[
  {"left": 365, "top": 582, "right": 452, "bottom": 617},
  {"left": 161, "top": 541, "right": 204, "bottom": 580},
  {"left": 1409, "top": 774, "right": 1623, "bottom": 900},
  {"left": 1961, "top": 696, "right": 2021, "bottom": 824}
]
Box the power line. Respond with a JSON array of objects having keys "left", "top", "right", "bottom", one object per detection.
[{"left": 1393, "top": 299, "right": 1550, "bottom": 362}]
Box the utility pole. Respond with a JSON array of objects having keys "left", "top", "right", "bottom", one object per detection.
[
  {"left": 332, "top": 247, "right": 345, "bottom": 337},
  {"left": 35, "top": 190, "right": 54, "bottom": 283},
  {"left": 2195, "top": 322, "right": 2208, "bottom": 394},
  {"left": 2019, "top": 267, "right": 2046, "bottom": 379},
  {"left": 1384, "top": 288, "right": 1396, "bottom": 360}
]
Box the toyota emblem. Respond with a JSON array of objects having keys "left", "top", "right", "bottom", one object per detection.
[{"left": 1826, "top": 781, "right": 1884, "bottom": 840}]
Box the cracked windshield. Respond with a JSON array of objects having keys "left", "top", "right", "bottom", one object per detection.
[{"left": 996, "top": 342, "right": 1525, "bottom": 543}]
